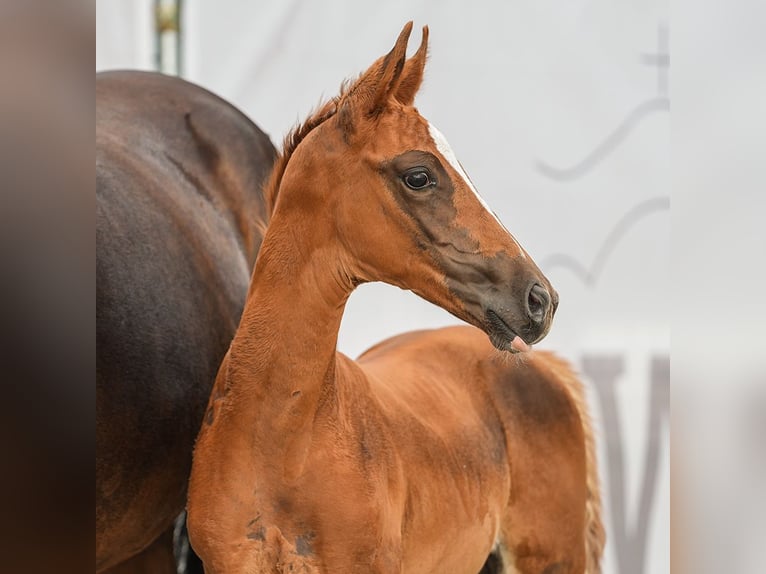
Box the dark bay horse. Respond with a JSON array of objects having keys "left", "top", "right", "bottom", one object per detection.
[
  {"left": 96, "top": 71, "right": 276, "bottom": 572},
  {"left": 188, "top": 24, "right": 605, "bottom": 573}
]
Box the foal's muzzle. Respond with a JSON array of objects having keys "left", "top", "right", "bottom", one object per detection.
[{"left": 481, "top": 280, "right": 558, "bottom": 353}]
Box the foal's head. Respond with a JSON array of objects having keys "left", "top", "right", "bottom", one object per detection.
[{"left": 268, "top": 22, "right": 557, "bottom": 351}]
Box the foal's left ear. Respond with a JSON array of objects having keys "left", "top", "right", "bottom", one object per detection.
[{"left": 394, "top": 26, "right": 429, "bottom": 106}]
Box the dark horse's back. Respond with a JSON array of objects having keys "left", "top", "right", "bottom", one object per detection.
[{"left": 96, "top": 71, "right": 276, "bottom": 572}]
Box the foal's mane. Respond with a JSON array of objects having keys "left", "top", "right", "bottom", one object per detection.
[{"left": 262, "top": 82, "right": 351, "bottom": 216}]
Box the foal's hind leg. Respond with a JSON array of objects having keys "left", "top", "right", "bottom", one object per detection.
[
  {"left": 492, "top": 364, "right": 594, "bottom": 573},
  {"left": 495, "top": 460, "right": 589, "bottom": 574},
  {"left": 496, "top": 430, "right": 590, "bottom": 574}
]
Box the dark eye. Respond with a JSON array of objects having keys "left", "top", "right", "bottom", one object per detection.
[{"left": 402, "top": 168, "right": 434, "bottom": 190}]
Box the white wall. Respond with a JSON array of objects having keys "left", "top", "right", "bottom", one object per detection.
[{"left": 97, "top": 2, "right": 670, "bottom": 572}]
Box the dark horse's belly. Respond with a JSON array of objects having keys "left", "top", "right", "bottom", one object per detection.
[{"left": 96, "top": 71, "right": 275, "bottom": 572}]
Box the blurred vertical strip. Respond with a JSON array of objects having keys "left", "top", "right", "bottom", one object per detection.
[
  {"left": 674, "top": 1, "right": 766, "bottom": 573},
  {"left": 0, "top": 0, "right": 92, "bottom": 572}
]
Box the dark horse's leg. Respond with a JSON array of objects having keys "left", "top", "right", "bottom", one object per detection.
[
  {"left": 104, "top": 512, "right": 204, "bottom": 574},
  {"left": 102, "top": 527, "right": 175, "bottom": 574},
  {"left": 183, "top": 548, "right": 205, "bottom": 574},
  {"left": 478, "top": 549, "right": 505, "bottom": 573}
]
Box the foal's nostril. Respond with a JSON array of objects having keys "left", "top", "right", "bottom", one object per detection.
[{"left": 526, "top": 283, "right": 550, "bottom": 324}]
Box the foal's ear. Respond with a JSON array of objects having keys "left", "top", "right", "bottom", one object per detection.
[
  {"left": 394, "top": 26, "right": 428, "bottom": 106},
  {"left": 342, "top": 22, "right": 413, "bottom": 119}
]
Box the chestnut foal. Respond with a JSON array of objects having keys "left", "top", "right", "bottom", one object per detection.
[{"left": 188, "top": 23, "right": 604, "bottom": 574}]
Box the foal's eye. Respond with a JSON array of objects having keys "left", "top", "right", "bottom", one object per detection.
[{"left": 402, "top": 168, "right": 434, "bottom": 190}]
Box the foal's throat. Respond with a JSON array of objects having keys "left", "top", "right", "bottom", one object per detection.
[{"left": 226, "top": 217, "right": 352, "bottom": 472}]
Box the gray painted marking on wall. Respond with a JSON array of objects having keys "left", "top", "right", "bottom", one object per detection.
[
  {"left": 583, "top": 355, "right": 669, "bottom": 574},
  {"left": 540, "top": 197, "right": 670, "bottom": 288},
  {"left": 535, "top": 99, "right": 669, "bottom": 182},
  {"left": 536, "top": 22, "right": 669, "bottom": 182},
  {"left": 641, "top": 24, "right": 670, "bottom": 97}
]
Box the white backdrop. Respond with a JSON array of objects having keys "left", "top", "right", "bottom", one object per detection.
[{"left": 97, "top": 2, "right": 670, "bottom": 572}]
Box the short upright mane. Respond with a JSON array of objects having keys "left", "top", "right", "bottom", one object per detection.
[{"left": 262, "top": 81, "right": 352, "bottom": 215}]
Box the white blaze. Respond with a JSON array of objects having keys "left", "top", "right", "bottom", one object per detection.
[{"left": 427, "top": 122, "right": 525, "bottom": 257}]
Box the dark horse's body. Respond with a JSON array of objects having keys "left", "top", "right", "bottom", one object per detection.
[{"left": 96, "top": 71, "right": 276, "bottom": 572}]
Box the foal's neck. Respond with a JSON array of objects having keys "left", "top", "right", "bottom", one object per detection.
[{"left": 227, "top": 207, "right": 352, "bottom": 477}]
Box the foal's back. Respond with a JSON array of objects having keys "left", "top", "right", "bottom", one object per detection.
[{"left": 357, "top": 325, "right": 600, "bottom": 573}]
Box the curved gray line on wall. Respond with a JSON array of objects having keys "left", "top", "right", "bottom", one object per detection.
[
  {"left": 541, "top": 196, "right": 669, "bottom": 287},
  {"left": 535, "top": 98, "right": 669, "bottom": 182}
]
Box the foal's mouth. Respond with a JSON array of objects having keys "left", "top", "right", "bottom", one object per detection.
[{"left": 485, "top": 309, "right": 532, "bottom": 354}]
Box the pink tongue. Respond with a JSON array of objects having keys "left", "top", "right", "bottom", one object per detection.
[{"left": 510, "top": 335, "right": 531, "bottom": 353}]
